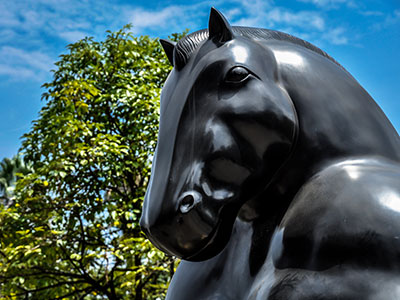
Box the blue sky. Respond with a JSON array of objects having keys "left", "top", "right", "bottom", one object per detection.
[{"left": 0, "top": 0, "right": 399, "bottom": 159}]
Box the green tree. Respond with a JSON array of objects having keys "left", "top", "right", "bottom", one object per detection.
[
  {"left": 0, "top": 155, "right": 31, "bottom": 206},
  {"left": 0, "top": 26, "right": 184, "bottom": 299}
]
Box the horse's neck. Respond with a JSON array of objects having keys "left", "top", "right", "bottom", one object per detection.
[
  {"left": 261, "top": 42, "right": 400, "bottom": 207},
  {"left": 166, "top": 219, "right": 257, "bottom": 299},
  {"left": 271, "top": 42, "right": 400, "bottom": 161}
]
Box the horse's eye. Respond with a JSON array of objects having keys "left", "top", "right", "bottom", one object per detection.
[{"left": 225, "top": 66, "right": 250, "bottom": 83}]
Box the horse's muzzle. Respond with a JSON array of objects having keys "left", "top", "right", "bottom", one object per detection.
[{"left": 140, "top": 187, "right": 227, "bottom": 259}]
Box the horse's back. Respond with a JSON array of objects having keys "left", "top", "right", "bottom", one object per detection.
[
  {"left": 262, "top": 157, "right": 400, "bottom": 299},
  {"left": 278, "top": 157, "right": 400, "bottom": 269}
]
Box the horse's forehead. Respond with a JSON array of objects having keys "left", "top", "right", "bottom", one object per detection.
[
  {"left": 160, "top": 38, "right": 277, "bottom": 121},
  {"left": 194, "top": 37, "right": 271, "bottom": 69}
]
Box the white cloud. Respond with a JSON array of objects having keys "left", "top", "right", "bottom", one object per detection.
[
  {"left": 224, "top": 8, "right": 242, "bottom": 20},
  {"left": 59, "top": 31, "right": 88, "bottom": 42},
  {"left": 233, "top": 6, "right": 326, "bottom": 34},
  {"left": 0, "top": 64, "right": 37, "bottom": 80},
  {"left": 234, "top": 0, "right": 272, "bottom": 16},
  {"left": 0, "top": 29, "right": 16, "bottom": 41},
  {"left": 0, "top": 0, "right": 120, "bottom": 43},
  {"left": 130, "top": 6, "right": 185, "bottom": 28},
  {"left": 125, "top": 1, "right": 325, "bottom": 36},
  {"left": 385, "top": 9, "right": 400, "bottom": 25},
  {"left": 360, "top": 11, "right": 384, "bottom": 17},
  {"left": 21, "top": 10, "right": 45, "bottom": 28},
  {"left": 0, "top": 0, "right": 388, "bottom": 84},
  {"left": 0, "top": 47, "right": 53, "bottom": 81},
  {"left": 323, "top": 27, "right": 348, "bottom": 44},
  {"left": 0, "top": 0, "right": 122, "bottom": 82},
  {"left": 267, "top": 8, "right": 325, "bottom": 30},
  {"left": 0, "top": 2, "right": 20, "bottom": 27},
  {"left": 300, "top": 0, "right": 344, "bottom": 4},
  {"left": 370, "top": 9, "right": 400, "bottom": 31},
  {"left": 0, "top": 47, "right": 53, "bottom": 72},
  {"left": 297, "top": 0, "right": 357, "bottom": 9},
  {"left": 123, "top": 2, "right": 353, "bottom": 50},
  {"left": 126, "top": 3, "right": 211, "bottom": 34}
]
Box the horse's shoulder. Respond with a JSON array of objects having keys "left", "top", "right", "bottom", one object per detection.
[
  {"left": 290, "top": 157, "right": 400, "bottom": 205},
  {"left": 275, "top": 157, "right": 400, "bottom": 270}
]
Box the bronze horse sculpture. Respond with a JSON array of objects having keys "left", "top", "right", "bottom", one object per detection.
[{"left": 140, "top": 8, "right": 400, "bottom": 299}]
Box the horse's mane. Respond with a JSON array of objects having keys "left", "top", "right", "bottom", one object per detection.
[{"left": 174, "top": 26, "right": 342, "bottom": 70}]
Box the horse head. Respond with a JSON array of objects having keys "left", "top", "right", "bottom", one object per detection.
[{"left": 140, "top": 8, "right": 298, "bottom": 261}]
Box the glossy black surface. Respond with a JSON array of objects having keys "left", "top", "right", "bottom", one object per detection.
[{"left": 140, "top": 7, "right": 400, "bottom": 299}]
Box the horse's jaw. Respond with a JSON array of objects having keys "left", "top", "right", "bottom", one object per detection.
[
  {"left": 141, "top": 152, "right": 250, "bottom": 260},
  {"left": 181, "top": 212, "right": 235, "bottom": 261},
  {"left": 141, "top": 180, "right": 242, "bottom": 261}
]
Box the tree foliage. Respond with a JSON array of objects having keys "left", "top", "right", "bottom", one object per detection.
[
  {"left": 0, "top": 155, "right": 31, "bottom": 207},
  {"left": 0, "top": 26, "right": 184, "bottom": 299}
]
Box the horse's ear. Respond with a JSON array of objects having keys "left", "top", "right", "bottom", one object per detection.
[
  {"left": 160, "top": 39, "right": 176, "bottom": 66},
  {"left": 208, "top": 7, "right": 233, "bottom": 43}
]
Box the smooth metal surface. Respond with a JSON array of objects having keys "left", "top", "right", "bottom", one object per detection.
[{"left": 140, "top": 7, "right": 400, "bottom": 299}]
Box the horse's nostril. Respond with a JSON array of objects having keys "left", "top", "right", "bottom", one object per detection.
[
  {"left": 179, "top": 191, "right": 201, "bottom": 214},
  {"left": 181, "top": 195, "right": 194, "bottom": 209},
  {"left": 180, "top": 195, "right": 195, "bottom": 214}
]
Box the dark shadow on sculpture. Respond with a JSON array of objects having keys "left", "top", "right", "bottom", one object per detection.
[{"left": 140, "top": 7, "right": 400, "bottom": 300}]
